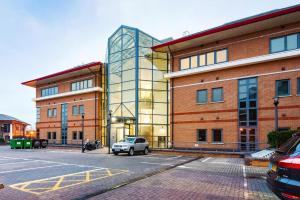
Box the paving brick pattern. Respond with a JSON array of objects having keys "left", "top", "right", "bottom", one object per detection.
[{"left": 89, "top": 158, "right": 279, "bottom": 200}]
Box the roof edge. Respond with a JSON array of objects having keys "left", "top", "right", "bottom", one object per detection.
[{"left": 152, "top": 4, "right": 300, "bottom": 51}]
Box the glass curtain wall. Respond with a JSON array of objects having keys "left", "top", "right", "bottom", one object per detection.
[{"left": 107, "top": 25, "right": 169, "bottom": 148}]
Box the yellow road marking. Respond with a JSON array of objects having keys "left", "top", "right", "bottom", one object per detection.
[{"left": 10, "top": 168, "right": 129, "bottom": 195}]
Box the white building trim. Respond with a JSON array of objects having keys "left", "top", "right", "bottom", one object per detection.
[
  {"left": 34, "top": 87, "right": 102, "bottom": 102},
  {"left": 165, "top": 49, "right": 300, "bottom": 79}
]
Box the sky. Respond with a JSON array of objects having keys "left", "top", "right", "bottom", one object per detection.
[{"left": 0, "top": 0, "right": 300, "bottom": 128}]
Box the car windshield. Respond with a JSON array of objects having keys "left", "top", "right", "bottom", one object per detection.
[
  {"left": 278, "top": 136, "right": 300, "bottom": 153},
  {"left": 119, "top": 137, "right": 135, "bottom": 143}
]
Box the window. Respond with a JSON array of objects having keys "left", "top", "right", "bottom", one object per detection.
[
  {"left": 179, "top": 49, "right": 228, "bottom": 71},
  {"left": 47, "top": 132, "right": 51, "bottom": 139},
  {"left": 2, "top": 124, "right": 10, "bottom": 133},
  {"left": 270, "top": 33, "right": 299, "bottom": 53},
  {"left": 47, "top": 109, "right": 52, "bottom": 118},
  {"left": 72, "top": 106, "right": 79, "bottom": 115},
  {"left": 53, "top": 108, "right": 57, "bottom": 117},
  {"left": 180, "top": 58, "right": 190, "bottom": 70},
  {"left": 212, "top": 129, "right": 222, "bottom": 143},
  {"left": 41, "top": 86, "right": 58, "bottom": 97},
  {"left": 79, "top": 105, "right": 84, "bottom": 114},
  {"left": 52, "top": 132, "right": 56, "bottom": 140},
  {"left": 278, "top": 127, "right": 290, "bottom": 132},
  {"left": 71, "top": 79, "right": 93, "bottom": 91},
  {"left": 276, "top": 79, "right": 290, "bottom": 97},
  {"left": 197, "top": 90, "right": 207, "bottom": 104},
  {"left": 298, "top": 78, "right": 300, "bottom": 95},
  {"left": 212, "top": 88, "right": 223, "bottom": 102},
  {"left": 72, "top": 131, "right": 77, "bottom": 140},
  {"left": 36, "top": 107, "right": 40, "bottom": 122},
  {"left": 79, "top": 131, "right": 83, "bottom": 140},
  {"left": 206, "top": 52, "right": 215, "bottom": 65},
  {"left": 197, "top": 129, "right": 207, "bottom": 142},
  {"left": 216, "top": 49, "right": 228, "bottom": 63}
]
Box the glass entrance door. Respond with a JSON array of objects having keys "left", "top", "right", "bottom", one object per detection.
[{"left": 240, "top": 128, "right": 257, "bottom": 151}]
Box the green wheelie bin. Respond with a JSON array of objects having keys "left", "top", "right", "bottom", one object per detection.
[
  {"left": 10, "top": 139, "right": 23, "bottom": 149},
  {"left": 23, "top": 139, "right": 32, "bottom": 149}
]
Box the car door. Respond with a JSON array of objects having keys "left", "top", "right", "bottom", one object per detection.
[{"left": 134, "top": 138, "right": 142, "bottom": 151}]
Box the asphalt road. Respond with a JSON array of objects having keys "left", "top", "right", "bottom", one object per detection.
[{"left": 0, "top": 146, "right": 195, "bottom": 200}]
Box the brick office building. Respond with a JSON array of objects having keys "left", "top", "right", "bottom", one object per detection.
[
  {"left": 22, "top": 62, "right": 105, "bottom": 145},
  {"left": 0, "top": 114, "right": 28, "bottom": 141},
  {"left": 153, "top": 5, "right": 300, "bottom": 151}
]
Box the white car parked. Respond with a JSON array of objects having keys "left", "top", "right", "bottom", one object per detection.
[{"left": 112, "top": 136, "right": 149, "bottom": 156}]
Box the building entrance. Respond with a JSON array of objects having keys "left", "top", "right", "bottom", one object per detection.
[{"left": 239, "top": 128, "right": 257, "bottom": 151}]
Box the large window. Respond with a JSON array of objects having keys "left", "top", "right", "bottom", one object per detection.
[
  {"left": 197, "top": 89, "right": 208, "bottom": 104},
  {"left": 47, "top": 108, "right": 57, "bottom": 118},
  {"left": 47, "top": 132, "right": 51, "bottom": 139},
  {"left": 276, "top": 79, "right": 290, "bottom": 97},
  {"left": 71, "top": 79, "right": 93, "bottom": 91},
  {"left": 179, "top": 49, "right": 228, "bottom": 70},
  {"left": 197, "top": 129, "right": 207, "bottom": 142},
  {"left": 72, "top": 131, "right": 77, "bottom": 140},
  {"left": 36, "top": 107, "right": 40, "bottom": 122},
  {"left": 270, "top": 33, "right": 300, "bottom": 53},
  {"left": 297, "top": 78, "right": 300, "bottom": 95},
  {"left": 72, "top": 105, "right": 84, "bottom": 115},
  {"left": 212, "top": 129, "right": 222, "bottom": 143},
  {"left": 212, "top": 87, "right": 223, "bottom": 102},
  {"left": 52, "top": 132, "right": 56, "bottom": 140},
  {"left": 41, "top": 86, "right": 58, "bottom": 97}
]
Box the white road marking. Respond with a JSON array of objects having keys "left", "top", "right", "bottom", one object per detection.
[
  {"left": 201, "top": 157, "right": 212, "bottom": 162},
  {"left": 0, "top": 160, "right": 41, "bottom": 166},
  {"left": 0, "top": 164, "right": 70, "bottom": 174},
  {"left": 210, "top": 161, "right": 243, "bottom": 166},
  {"left": 177, "top": 165, "right": 191, "bottom": 169},
  {"left": 140, "top": 162, "right": 174, "bottom": 166}
]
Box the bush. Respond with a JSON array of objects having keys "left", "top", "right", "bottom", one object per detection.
[
  {"left": 0, "top": 138, "right": 4, "bottom": 143},
  {"left": 267, "top": 130, "right": 297, "bottom": 148}
]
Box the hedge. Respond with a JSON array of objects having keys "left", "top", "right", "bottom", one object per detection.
[
  {"left": 0, "top": 138, "right": 4, "bottom": 143},
  {"left": 267, "top": 130, "right": 297, "bottom": 148}
]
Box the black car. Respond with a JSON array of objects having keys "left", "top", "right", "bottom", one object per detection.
[{"left": 267, "top": 132, "right": 300, "bottom": 200}]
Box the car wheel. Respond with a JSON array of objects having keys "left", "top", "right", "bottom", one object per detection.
[
  {"left": 128, "top": 148, "right": 134, "bottom": 156},
  {"left": 113, "top": 152, "right": 118, "bottom": 155},
  {"left": 144, "top": 147, "right": 149, "bottom": 155}
]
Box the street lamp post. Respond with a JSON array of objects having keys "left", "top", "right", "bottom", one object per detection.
[
  {"left": 107, "top": 110, "right": 112, "bottom": 154},
  {"left": 81, "top": 113, "right": 85, "bottom": 153},
  {"left": 273, "top": 97, "right": 280, "bottom": 132}
]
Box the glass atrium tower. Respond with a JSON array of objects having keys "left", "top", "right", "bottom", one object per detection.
[{"left": 107, "top": 25, "right": 169, "bottom": 148}]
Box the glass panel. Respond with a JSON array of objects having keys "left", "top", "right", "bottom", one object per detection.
[
  {"left": 212, "top": 88, "right": 223, "bottom": 102},
  {"left": 287, "top": 34, "right": 298, "bottom": 50},
  {"left": 153, "top": 70, "right": 166, "bottom": 82},
  {"left": 271, "top": 37, "right": 285, "bottom": 53},
  {"left": 122, "top": 90, "right": 135, "bottom": 102},
  {"left": 122, "top": 81, "right": 135, "bottom": 90},
  {"left": 199, "top": 54, "right": 206, "bottom": 66},
  {"left": 140, "top": 90, "right": 152, "bottom": 101},
  {"left": 190, "top": 56, "right": 198, "bottom": 68},
  {"left": 122, "top": 69, "right": 135, "bottom": 82},
  {"left": 110, "top": 104, "right": 121, "bottom": 116},
  {"left": 110, "top": 92, "right": 121, "bottom": 104},
  {"left": 197, "top": 129, "right": 207, "bottom": 142},
  {"left": 122, "top": 102, "right": 135, "bottom": 117},
  {"left": 153, "top": 81, "right": 167, "bottom": 90},
  {"left": 216, "top": 49, "right": 227, "bottom": 63},
  {"left": 140, "top": 69, "right": 152, "bottom": 80},
  {"left": 122, "top": 58, "right": 135, "bottom": 71},
  {"left": 153, "top": 91, "right": 167, "bottom": 102},
  {"left": 139, "top": 101, "right": 153, "bottom": 111},
  {"left": 249, "top": 109, "right": 257, "bottom": 121},
  {"left": 239, "top": 101, "right": 246, "bottom": 108},
  {"left": 139, "top": 81, "right": 152, "bottom": 90},
  {"left": 212, "top": 129, "right": 222, "bottom": 142},
  {"left": 139, "top": 57, "right": 152, "bottom": 69},
  {"left": 139, "top": 32, "right": 153, "bottom": 47},
  {"left": 139, "top": 47, "right": 152, "bottom": 58},
  {"left": 153, "top": 125, "right": 167, "bottom": 137},
  {"left": 109, "top": 73, "right": 121, "bottom": 84},
  {"left": 153, "top": 103, "right": 167, "bottom": 115},
  {"left": 153, "top": 115, "right": 167, "bottom": 124},
  {"left": 197, "top": 90, "right": 207, "bottom": 104},
  {"left": 153, "top": 58, "right": 167, "bottom": 71},
  {"left": 276, "top": 79, "right": 290, "bottom": 96},
  {"left": 109, "top": 83, "right": 120, "bottom": 92},
  {"left": 248, "top": 85, "right": 257, "bottom": 99},
  {"left": 139, "top": 114, "right": 152, "bottom": 124},
  {"left": 122, "top": 34, "right": 135, "bottom": 50},
  {"left": 123, "top": 48, "right": 135, "bottom": 59},
  {"left": 239, "top": 109, "right": 247, "bottom": 122},
  {"left": 180, "top": 58, "right": 190, "bottom": 70},
  {"left": 206, "top": 52, "right": 215, "bottom": 65},
  {"left": 298, "top": 78, "right": 300, "bottom": 95}
]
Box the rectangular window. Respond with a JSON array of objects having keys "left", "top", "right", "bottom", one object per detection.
[
  {"left": 298, "top": 78, "right": 300, "bottom": 95},
  {"left": 79, "top": 105, "right": 84, "bottom": 114},
  {"left": 206, "top": 52, "right": 215, "bottom": 65},
  {"left": 212, "top": 87, "right": 223, "bottom": 102},
  {"left": 47, "top": 109, "right": 52, "bottom": 118},
  {"left": 190, "top": 56, "right": 198, "bottom": 68},
  {"left": 47, "top": 132, "right": 51, "bottom": 139},
  {"left": 72, "top": 131, "right": 77, "bottom": 140},
  {"left": 276, "top": 79, "right": 290, "bottom": 97},
  {"left": 270, "top": 37, "right": 285, "bottom": 53},
  {"left": 197, "top": 89, "right": 207, "bottom": 104},
  {"left": 287, "top": 34, "right": 298, "bottom": 50},
  {"left": 53, "top": 108, "right": 57, "bottom": 117},
  {"left": 199, "top": 54, "right": 206, "bottom": 66},
  {"left": 197, "top": 129, "right": 207, "bottom": 142},
  {"left": 36, "top": 107, "right": 40, "bottom": 122},
  {"left": 52, "top": 132, "right": 56, "bottom": 140},
  {"left": 41, "top": 86, "right": 58, "bottom": 97},
  {"left": 79, "top": 131, "right": 83, "bottom": 140},
  {"left": 216, "top": 49, "right": 228, "bottom": 63},
  {"left": 72, "top": 106, "right": 78, "bottom": 115},
  {"left": 212, "top": 129, "right": 222, "bottom": 143},
  {"left": 71, "top": 79, "right": 93, "bottom": 91},
  {"left": 180, "top": 58, "right": 190, "bottom": 70},
  {"left": 2, "top": 124, "right": 10, "bottom": 133}
]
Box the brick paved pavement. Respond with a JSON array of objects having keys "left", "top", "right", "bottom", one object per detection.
[{"left": 89, "top": 157, "right": 279, "bottom": 200}]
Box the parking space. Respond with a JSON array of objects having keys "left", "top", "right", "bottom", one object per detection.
[{"left": 0, "top": 146, "right": 194, "bottom": 199}]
